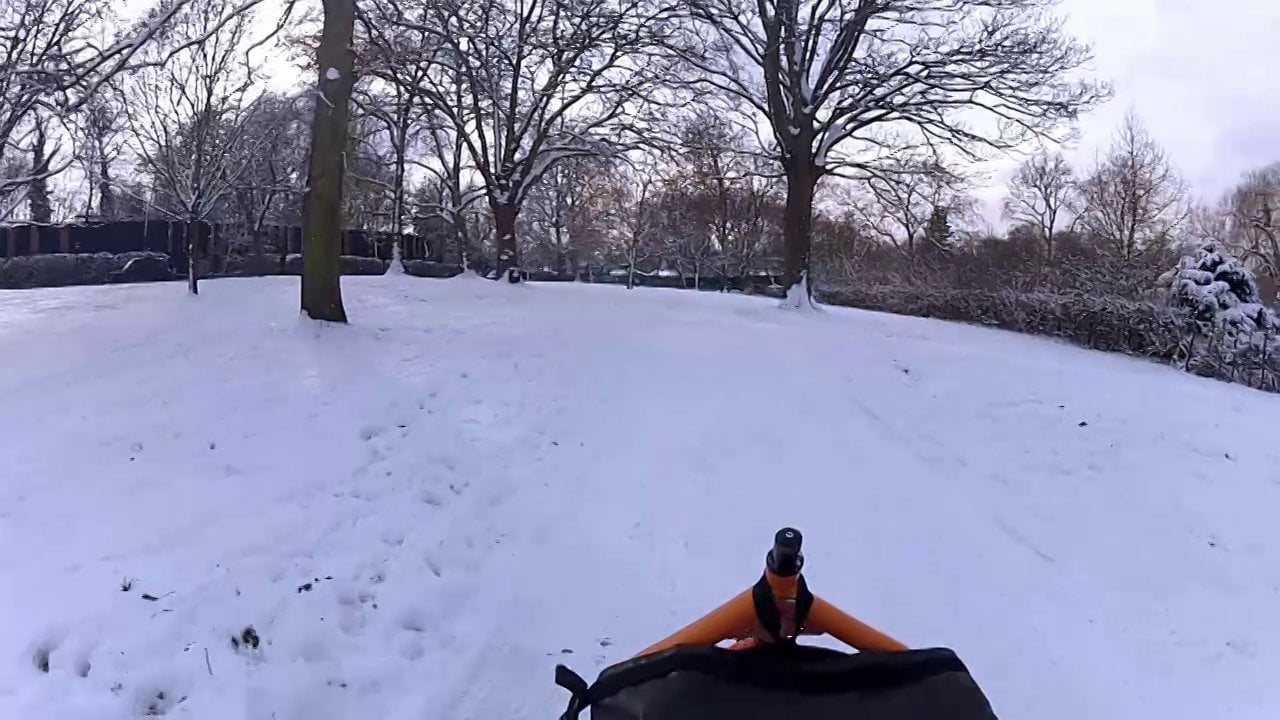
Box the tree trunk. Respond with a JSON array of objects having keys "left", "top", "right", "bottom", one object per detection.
[
  {"left": 391, "top": 132, "right": 407, "bottom": 262},
  {"left": 184, "top": 221, "right": 198, "bottom": 294},
  {"left": 300, "top": 0, "right": 355, "bottom": 323},
  {"left": 627, "top": 238, "right": 637, "bottom": 289},
  {"left": 98, "top": 158, "right": 116, "bottom": 220},
  {"left": 28, "top": 119, "right": 52, "bottom": 224},
  {"left": 782, "top": 163, "right": 818, "bottom": 293},
  {"left": 492, "top": 201, "right": 519, "bottom": 279}
]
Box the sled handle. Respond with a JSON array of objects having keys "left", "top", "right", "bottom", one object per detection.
[
  {"left": 637, "top": 529, "right": 907, "bottom": 657},
  {"left": 636, "top": 583, "right": 906, "bottom": 656},
  {"left": 807, "top": 596, "right": 908, "bottom": 653}
]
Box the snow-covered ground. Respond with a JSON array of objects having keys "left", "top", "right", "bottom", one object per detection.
[{"left": 1, "top": 274, "right": 1278, "bottom": 720}]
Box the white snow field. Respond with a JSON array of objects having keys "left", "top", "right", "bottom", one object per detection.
[{"left": 1, "top": 273, "right": 1278, "bottom": 720}]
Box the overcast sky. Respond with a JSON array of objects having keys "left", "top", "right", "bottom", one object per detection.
[{"left": 975, "top": 0, "right": 1280, "bottom": 223}]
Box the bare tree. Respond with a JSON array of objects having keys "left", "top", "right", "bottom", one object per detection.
[
  {"left": 676, "top": 116, "right": 759, "bottom": 284},
  {"left": 374, "top": 0, "right": 680, "bottom": 279},
  {"left": 356, "top": 5, "right": 487, "bottom": 264},
  {"left": 74, "top": 97, "right": 127, "bottom": 220},
  {"left": 343, "top": 112, "right": 398, "bottom": 231},
  {"left": 1222, "top": 163, "right": 1280, "bottom": 285},
  {"left": 414, "top": 106, "right": 486, "bottom": 264},
  {"left": 674, "top": 0, "right": 1105, "bottom": 302},
  {"left": 618, "top": 162, "right": 663, "bottom": 289},
  {"left": 355, "top": 2, "right": 442, "bottom": 244},
  {"left": 521, "top": 157, "right": 619, "bottom": 274},
  {"left": 724, "top": 164, "right": 784, "bottom": 278},
  {"left": 229, "top": 94, "right": 310, "bottom": 239},
  {"left": 860, "top": 156, "right": 972, "bottom": 260},
  {"left": 1077, "top": 111, "right": 1186, "bottom": 259},
  {"left": 0, "top": 0, "right": 278, "bottom": 221},
  {"left": 654, "top": 177, "right": 717, "bottom": 286},
  {"left": 414, "top": 173, "right": 485, "bottom": 264},
  {"left": 1004, "top": 150, "right": 1076, "bottom": 261},
  {"left": 0, "top": 0, "right": 100, "bottom": 213},
  {"left": 117, "top": 0, "right": 268, "bottom": 294},
  {"left": 26, "top": 116, "right": 54, "bottom": 223},
  {"left": 301, "top": 0, "right": 357, "bottom": 322}
]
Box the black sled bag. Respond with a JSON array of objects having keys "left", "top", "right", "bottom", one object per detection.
[{"left": 556, "top": 645, "right": 997, "bottom": 720}]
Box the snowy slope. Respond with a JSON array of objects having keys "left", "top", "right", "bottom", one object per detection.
[{"left": 0, "top": 274, "right": 1278, "bottom": 720}]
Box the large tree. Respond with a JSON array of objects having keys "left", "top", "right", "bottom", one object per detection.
[
  {"left": 301, "top": 0, "right": 357, "bottom": 322},
  {"left": 674, "top": 0, "right": 1105, "bottom": 303},
  {"left": 370, "top": 0, "right": 680, "bottom": 278}
]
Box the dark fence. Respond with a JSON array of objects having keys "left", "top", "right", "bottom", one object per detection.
[
  {"left": 0, "top": 221, "right": 436, "bottom": 272},
  {"left": 517, "top": 268, "right": 785, "bottom": 294}
]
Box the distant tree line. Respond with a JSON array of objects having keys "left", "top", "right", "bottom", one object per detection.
[{"left": 5, "top": 0, "right": 1277, "bottom": 336}]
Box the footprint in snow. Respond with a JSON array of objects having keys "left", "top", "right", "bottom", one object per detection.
[
  {"left": 399, "top": 637, "right": 427, "bottom": 661},
  {"left": 397, "top": 605, "right": 427, "bottom": 633},
  {"left": 32, "top": 642, "right": 55, "bottom": 673}
]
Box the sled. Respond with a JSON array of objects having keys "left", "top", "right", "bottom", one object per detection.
[{"left": 555, "top": 528, "right": 997, "bottom": 719}]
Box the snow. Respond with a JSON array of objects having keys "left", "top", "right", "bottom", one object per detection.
[
  {"left": 1, "top": 276, "right": 1279, "bottom": 720},
  {"left": 780, "top": 272, "right": 816, "bottom": 311},
  {"left": 325, "top": 68, "right": 340, "bottom": 81}
]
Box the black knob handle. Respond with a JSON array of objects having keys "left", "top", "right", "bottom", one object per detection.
[{"left": 767, "top": 527, "right": 804, "bottom": 577}]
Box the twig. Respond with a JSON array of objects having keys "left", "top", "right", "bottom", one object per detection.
[{"left": 204, "top": 647, "right": 214, "bottom": 676}]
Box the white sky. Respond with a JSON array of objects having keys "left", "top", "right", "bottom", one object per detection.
[{"left": 976, "top": 0, "right": 1280, "bottom": 224}]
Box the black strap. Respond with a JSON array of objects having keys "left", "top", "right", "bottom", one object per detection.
[
  {"left": 752, "top": 573, "right": 815, "bottom": 644},
  {"left": 795, "top": 574, "right": 814, "bottom": 634},
  {"left": 555, "top": 664, "right": 590, "bottom": 720}
]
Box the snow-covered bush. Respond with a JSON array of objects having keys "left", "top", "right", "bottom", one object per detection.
[
  {"left": 0, "top": 252, "right": 173, "bottom": 289},
  {"left": 1160, "top": 243, "right": 1275, "bottom": 332},
  {"left": 280, "top": 254, "right": 389, "bottom": 276},
  {"left": 402, "top": 260, "right": 464, "bottom": 279}
]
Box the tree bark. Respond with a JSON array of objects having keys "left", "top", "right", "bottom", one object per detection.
[
  {"left": 301, "top": 0, "right": 355, "bottom": 323},
  {"left": 492, "top": 201, "right": 519, "bottom": 279},
  {"left": 782, "top": 163, "right": 817, "bottom": 292},
  {"left": 390, "top": 127, "right": 408, "bottom": 262},
  {"left": 28, "top": 119, "right": 52, "bottom": 224},
  {"left": 187, "top": 221, "right": 199, "bottom": 295},
  {"left": 98, "top": 157, "right": 116, "bottom": 220}
]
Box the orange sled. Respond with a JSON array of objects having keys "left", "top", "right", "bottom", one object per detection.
[{"left": 555, "top": 528, "right": 997, "bottom": 719}]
